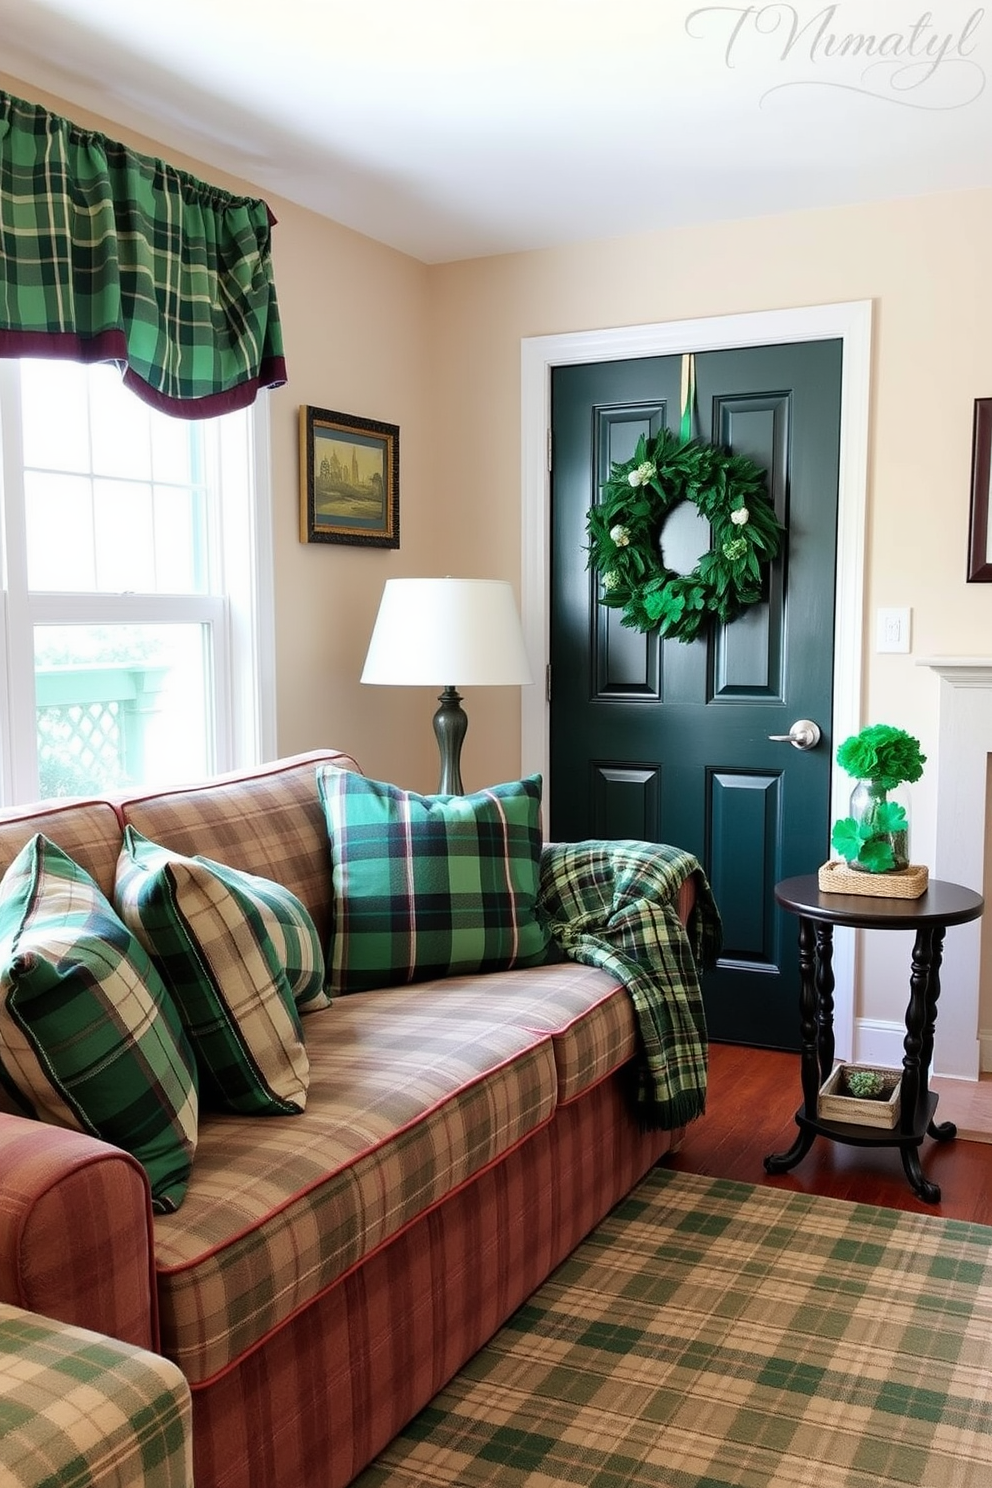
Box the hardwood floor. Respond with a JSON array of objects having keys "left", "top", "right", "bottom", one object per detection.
[{"left": 665, "top": 1042, "right": 992, "bottom": 1227}]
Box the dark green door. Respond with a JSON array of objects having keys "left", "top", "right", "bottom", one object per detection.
[{"left": 550, "top": 341, "right": 843, "bottom": 1050}]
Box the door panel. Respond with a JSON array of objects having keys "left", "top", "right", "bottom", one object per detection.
[
  {"left": 593, "top": 400, "right": 667, "bottom": 701},
  {"left": 591, "top": 765, "right": 660, "bottom": 839},
  {"left": 550, "top": 340, "right": 843, "bottom": 1049},
  {"left": 708, "top": 768, "right": 780, "bottom": 965}
]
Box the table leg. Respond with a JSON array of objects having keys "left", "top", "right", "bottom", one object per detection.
[
  {"left": 900, "top": 1145, "right": 941, "bottom": 1204},
  {"left": 763, "top": 1124, "right": 816, "bottom": 1175},
  {"left": 901, "top": 923, "right": 955, "bottom": 1137},
  {"left": 764, "top": 914, "right": 822, "bottom": 1175},
  {"left": 898, "top": 922, "right": 952, "bottom": 1202},
  {"left": 917, "top": 923, "right": 957, "bottom": 1142},
  {"left": 814, "top": 923, "right": 835, "bottom": 1085},
  {"left": 900, "top": 924, "right": 932, "bottom": 1132},
  {"left": 928, "top": 1115, "right": 957, "bottom": 1142}
]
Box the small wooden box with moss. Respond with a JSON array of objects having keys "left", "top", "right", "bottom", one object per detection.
[{"left": 818, "top": 1063, "right": 902, "bottom": 1128}]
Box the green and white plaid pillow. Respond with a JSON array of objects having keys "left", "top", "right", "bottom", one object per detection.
[
  {"left": 0, "top": 835, "right": 198, "bottom": 1214},
  {"left": 115, "top": 828, "right": 320, "bottom": 1115},
  {"left": 316, "top": 768, "right": 552, "bottom": 995}
]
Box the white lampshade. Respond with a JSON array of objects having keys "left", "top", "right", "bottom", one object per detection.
[{"left": 361, "top": 578, "right": 533, "bottom": 687}]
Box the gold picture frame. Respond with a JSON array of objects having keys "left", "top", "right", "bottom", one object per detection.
[{"left": 299, "top": 405, "right": 399, "bottom": 548}]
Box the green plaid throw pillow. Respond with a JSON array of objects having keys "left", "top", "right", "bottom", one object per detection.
[
  {"left": 0, "top": 835, "right": 198, "bottom": 1213},
  {"left": 115, "top": 828, "right": 319, "bottom": 1115},
  {"left": 316, "top": 769, "right": 552, "bottom": 995}
]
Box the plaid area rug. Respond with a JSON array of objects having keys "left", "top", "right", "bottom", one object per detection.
[{"left": 354, "top": 1168, "right": 992, "bottom": 1488}]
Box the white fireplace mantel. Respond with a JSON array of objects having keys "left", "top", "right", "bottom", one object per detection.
[
  {"left": 915, "top": 658, "right": 992, "bottom": 1079},
  {"left": 919, "top": 658, "right": 992, "bottom": 684}
]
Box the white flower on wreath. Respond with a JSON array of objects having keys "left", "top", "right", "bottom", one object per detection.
[
  {"left": 609, "top": 524, "right": 631, "bottom": 547},
  {"left": 730, "top": 507, "right": 750, "bottom": 526},
  {"left": 602, "top": 570, "right": 620, "bottom": 592},
  {"left": 627, "top": 461, "right": 656, "bottom": 488}
]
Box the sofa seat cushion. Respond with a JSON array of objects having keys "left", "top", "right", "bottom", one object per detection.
[
  {"left": 151, "top": 986, "right": 559, "bottom": 1383},
  {"left": 455, "top": 961, "right": 637, "bottom": 1103}
]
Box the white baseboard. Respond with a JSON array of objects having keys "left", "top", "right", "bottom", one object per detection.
[
  {"left": 855, "top": 1019, "right": 992, "bottom": 1079},
  {"left": 853, "top": 1020, "right": 906, "bottom": 1073},
  {"left": 981, "top": 1030, "right": 992, "bottom": 1074}
]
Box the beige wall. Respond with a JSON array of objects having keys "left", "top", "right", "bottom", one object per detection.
[
  {"left": 263, "top": 208, "right": 433, "bottom": 785},
  {"left": 5, "top": 70, "right": 991, "bottom": 1047}
]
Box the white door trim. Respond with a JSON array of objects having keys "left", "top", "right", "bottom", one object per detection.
[{"left": 520, "top": 300, "right": 873, "bottom": 1060}]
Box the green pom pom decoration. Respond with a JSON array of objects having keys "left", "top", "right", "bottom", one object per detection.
[{"left": 835, "top": 724, "right": 926, "bottom": 791}]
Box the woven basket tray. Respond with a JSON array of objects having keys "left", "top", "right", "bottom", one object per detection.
[
  {"left": 818, "top": 1063, "right": 902, "bottom": 1127},
  {"left": 818, "top": 860, "right": 929, "bottom": 899}
]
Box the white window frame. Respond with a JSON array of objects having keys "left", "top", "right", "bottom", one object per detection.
[{"left": 0, "top": 360, "right": 275, "bottom": 803}]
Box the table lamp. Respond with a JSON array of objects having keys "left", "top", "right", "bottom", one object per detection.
[{"left": 361, "top": 577, "right": 533, "bottom": 794}]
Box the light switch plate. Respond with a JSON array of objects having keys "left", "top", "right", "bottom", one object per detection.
[{"left": 876, "top": 607, "right": 911, "bottom": 653}]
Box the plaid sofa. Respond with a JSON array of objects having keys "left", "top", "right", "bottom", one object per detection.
[{"left": 0, "top": 752, "right": 690, "bottom": 1488}]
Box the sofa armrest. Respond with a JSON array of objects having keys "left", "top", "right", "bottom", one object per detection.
[
  {"left": 0, "top": 1115, "right": 158, "bottom": 1351},
  {"left": 0, "top": 1302, "right": 192, "bottom": 1488}
]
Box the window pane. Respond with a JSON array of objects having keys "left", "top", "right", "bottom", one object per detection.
[
  {"left": 22, "top": 361, "right": 209, "bottom": 595},
  {"left": 34, "top": 624, "right": 211, "bottom": 796},
  {"left": 93, "top": 479, "right": 156, "bottom": 591},
  {"left": 152, "top": 410, "right": 196, "bottom": 486},
  {"left": 21, "top": 361, "right": 93, "bottom": 473},
  {"left": 153, "top": 486, "right": 200, "bottom": 591},
  {"left": 90, "top": 369, "right": 152, "bottom": 480},
  {"left": 25, "top": 472, "right": 96, "bottom": 589}
]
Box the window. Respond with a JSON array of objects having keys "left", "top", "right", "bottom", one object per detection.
[{"left": 0, "top": 360, "right": 274, "bottom": 803}]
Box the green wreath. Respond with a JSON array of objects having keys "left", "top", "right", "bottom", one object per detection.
[{"left": 586, "top": 428, "right": 783, "bottom": 643}]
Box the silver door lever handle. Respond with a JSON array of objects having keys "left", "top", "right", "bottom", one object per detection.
[{"left": 768, "top": 719, "right": 822, "bottom": 751}]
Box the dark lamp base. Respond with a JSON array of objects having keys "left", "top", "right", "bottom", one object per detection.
[{"left": 433, "top": 686, "right": 467, "bottom": 795}]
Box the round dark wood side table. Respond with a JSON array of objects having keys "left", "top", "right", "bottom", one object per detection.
[{"left": 765, "top": 874, "right": 984, "bottom": 1203}]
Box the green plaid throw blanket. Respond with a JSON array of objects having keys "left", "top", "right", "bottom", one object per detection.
[{"left": 538, "top": 841, "right": 720, "bottom": 1130}]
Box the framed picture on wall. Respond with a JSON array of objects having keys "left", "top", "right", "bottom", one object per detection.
[
  {"left": 967, "top": 397, "right": 992, "bottom": 582},
  {"left": 299, "top": 405, "right": 399, "bottom": 548}
]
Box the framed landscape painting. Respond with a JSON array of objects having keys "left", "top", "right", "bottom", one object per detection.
[
  {"left": 299, "top": 406, "right": 399, "bottom": 548},
  {"left": 968, "top": 397, "right": 992, "bottom": 582}
]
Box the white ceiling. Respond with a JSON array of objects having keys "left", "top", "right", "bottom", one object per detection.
[{"left": 2, "top": 0, "right": 990, "bottom": 264}]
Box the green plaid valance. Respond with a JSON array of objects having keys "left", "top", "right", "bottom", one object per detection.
[{"left": 0, "top": 90, "right": 286, "bottom": 418}]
